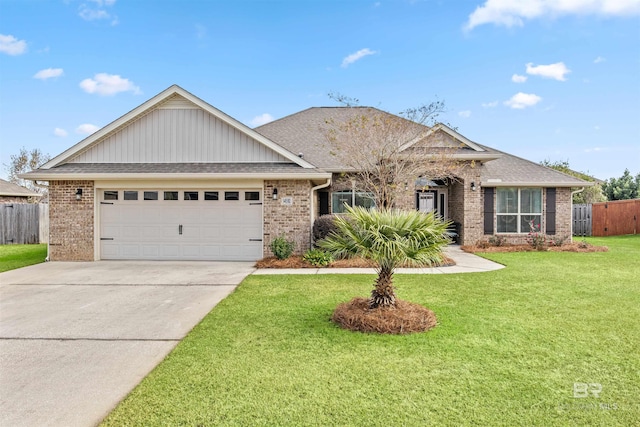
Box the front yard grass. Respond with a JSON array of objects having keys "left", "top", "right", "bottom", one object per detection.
[
  {"left": 102, "top": 235, "right": 640, "bottom": 426},
  {"left": 0, "top": 244, "right": 47, "bottom": 272}
]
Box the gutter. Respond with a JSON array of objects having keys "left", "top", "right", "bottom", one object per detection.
[{"left": 309, "top": 178, "right": 332, "bottom": 249}]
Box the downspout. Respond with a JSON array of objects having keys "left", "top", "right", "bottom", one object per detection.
[
  {"left": 570, "top": 187, "right": 585, "bottom": 240},
  {"left": 310, "top": 178, "right": 332, "bottom": 249}
]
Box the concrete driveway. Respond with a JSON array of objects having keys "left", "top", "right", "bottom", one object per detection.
[{"left": 0, "top": 261, "right": 254, "bottom": 427}]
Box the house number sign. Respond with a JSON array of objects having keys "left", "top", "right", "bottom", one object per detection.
[{"left": 281, "top": 197, "right": 293, "bottom": 206}]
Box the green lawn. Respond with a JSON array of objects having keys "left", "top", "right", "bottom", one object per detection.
[
  {"left": 0, "top": 244, "right": 47, "bottom": 272},
  {"left": 102, "top": 235, "right": 640, "bottom": 426}
]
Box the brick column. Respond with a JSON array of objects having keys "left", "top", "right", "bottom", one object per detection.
[
  {"left": 263, "top": 180, "right": 312, "bottom": 256},
  {"left": 48, "top": 180, "right": 94, "bottom": 261}
]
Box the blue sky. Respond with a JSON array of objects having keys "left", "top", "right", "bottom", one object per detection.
[{"left": 1, "top": 0, "right": 639, "bottom": 181}]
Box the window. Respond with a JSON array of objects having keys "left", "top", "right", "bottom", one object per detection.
[
  {"left": 245, "top": 191, "right": 260, "bottom": 201},
  {"left": 225, "top": 191, "right": 239, "bottom": 201},
  {"left": 124, "top": 191, "right": 138, "bottom": 201},
  {"left": 104, "top": 191, "right": 118, "bottom": 201},
  {"left": 497, "top": 188, "right": 542, "bottom": 233},
  {"left": 144, "top": 191, "right": 158, "bottom": 200},
  {"left": 164, "top": 191, "right": 179, "bottom": 201},
  {"left": 184, "top": 191, "right": 199, "bottom": 201},
  {"left": 204, "top": 191, "right": 219, "bottom": 201},
  {"left": 331, "top": 190, "right": 375, "bottom": 214}
]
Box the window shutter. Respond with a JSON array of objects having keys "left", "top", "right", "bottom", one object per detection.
[
  {"left": 484, "top": 188, "right": 494, "bottom": 235},
  {"left": 319, "top": 191, "right": 329, "bottom": 216},
  {"left": 546, "top": 188, "right": 556, "bottom": 235}
]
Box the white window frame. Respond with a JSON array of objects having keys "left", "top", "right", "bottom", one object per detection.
[
  {"left": 331, "top": 190, "right": 375, "bottom": 214},
  {"left": 496, "top": 188, "right": 542, "bottom": 234}
]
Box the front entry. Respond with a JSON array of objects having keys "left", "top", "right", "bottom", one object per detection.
[{"left": 416, "top": 189, "right": 447, "bottom": 219}]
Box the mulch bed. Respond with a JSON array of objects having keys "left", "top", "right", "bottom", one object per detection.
[
  {"left": 331, "top": 297, "right": 437, "bottom": 334},
  {"left": 255, "top": 255, "right": 455, "bottom": 269},
  {"left": 461, "top": 242, "right": 608, "bottom": 253}
]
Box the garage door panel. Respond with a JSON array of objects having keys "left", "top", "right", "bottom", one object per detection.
[{"left": 100, "top": 189, "right": 262, "bottom": 261}]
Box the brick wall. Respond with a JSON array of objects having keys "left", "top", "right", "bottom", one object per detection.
[
  {"left": 263, "top": 180, "right": 312, "bottom": 256},
  {"left": 49, "top": 180, "right": 94, "bottom": 261}
]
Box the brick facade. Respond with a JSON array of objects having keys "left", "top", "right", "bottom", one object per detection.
[
  {"left": 49, "top": 180, "right": 94, "bottom": 261},
  {"left": 263, "top": 179, "right": 313, "bottom": 256}
]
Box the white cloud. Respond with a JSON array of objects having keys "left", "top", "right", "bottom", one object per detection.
[
  {"left": 53, "top": 128, "right": 68, "bottom": 137},
  {"left": 458, "top": 110, "right": 472, "bottom": 118},
  {"left": 34, "top": 68, "right": 64, "bottom": 80},
  {"left": 504, "top": 92, "right": 542, "bottom": 109},
  {"left": 0, "top": 34, "right": 27, "bottom": 55},
  {"left": 250, "top": 113, "right": 274, "bottom": 127},
  {"left": 465, "top": 0, "right": 640, "bottom": 31},
  {"left": 594, "top": 56, "right": 606, "bottom": 63},
  {"left": 526, "top": 62, "right": 571, "bottom": 81},
  {"left": 511, "top": 73, "right": 527, "bottom": 83},
  {"left": 585, "top": 147, "right": 607, "bottom": 153},
  {"left": 341, "top": 48, "right": 378, "bottom": 68},
  {"left": 79, "top": 0, "right": 118, "bottom": 25},
  {"left": 76, "top": 124, "right": 100, "bottom": 135},
  {"left": 80, "top": 73, "right": 141, "bottom": 96},
  {"left": 482, "top": 100, "right": 499, "bottom": 108}
]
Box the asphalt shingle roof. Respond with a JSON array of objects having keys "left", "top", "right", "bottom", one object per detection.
[
  {"left": 255, "top": 107, "right": 403, "bottom": 170},
  {"left": 256, "top": 107, "right": 591, "bottom": 186},
  {"left": 26, "top": 163, "right": 325, "bottom": 175},
  {"left": 0, "top": 178, "right": 41, "bottom": 197}
]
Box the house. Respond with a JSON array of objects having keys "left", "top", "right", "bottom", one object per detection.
[
  {"left": 0, "top": 179, "right": 42, "bottom": 203},
  {"left": 22, "top": 85, "right": 591, "bottom": 261}
]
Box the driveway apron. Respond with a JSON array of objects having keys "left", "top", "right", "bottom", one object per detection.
[{"left": 0, "top": 261, "right": 254, "bottom": 427}]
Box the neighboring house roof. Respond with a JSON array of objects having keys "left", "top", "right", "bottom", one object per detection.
[{"left": 0, "top": 179, "right": 42, "bottom": 198}]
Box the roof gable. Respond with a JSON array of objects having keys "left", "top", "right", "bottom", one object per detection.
[
  {"left": 400, "top": 123, "right": 485, "bottom": 152},
  {"left": 42, "top": 85, "right": 314, "bottom": 169}
]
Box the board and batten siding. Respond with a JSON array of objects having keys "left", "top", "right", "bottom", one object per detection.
[{"left": 69, "top": 106, "right": 288, "bottom": 164}]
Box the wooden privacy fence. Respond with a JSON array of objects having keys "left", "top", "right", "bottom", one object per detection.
[
  {"left": 0, "top": 203, "right": 49, "bottom": 244},
  {"left": 591, "top": 199, "right": 639, "bottom": 237},
  {"left": 573, "top": 204, "right": 592, "bottom": 237}
]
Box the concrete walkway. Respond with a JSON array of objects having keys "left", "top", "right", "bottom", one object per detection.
[{"left": 253, "top": 245, "right": 504, "bottom": 275}]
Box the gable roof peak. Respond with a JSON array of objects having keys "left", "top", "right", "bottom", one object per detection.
[{"left": 41, "top": 85, "right": 315, "bottom": 169}]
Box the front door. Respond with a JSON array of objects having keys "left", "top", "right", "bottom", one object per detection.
[{"left": 418, "top": 192, "right": 436, "bottom": 213}]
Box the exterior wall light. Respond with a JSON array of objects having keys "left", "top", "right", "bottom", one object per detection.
[
  {"left": 470, "top": 182, "right": 477, "bottom": 191},
  {"left": 272, "top": 188, "right": 278, "bottom": 200},
  {"left": 75, "top": 188, "right": 83, "bottom": 200}
]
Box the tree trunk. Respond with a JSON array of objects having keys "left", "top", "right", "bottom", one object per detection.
[{"left": 370, "top": 266, "right": 396, "bottom": 308}]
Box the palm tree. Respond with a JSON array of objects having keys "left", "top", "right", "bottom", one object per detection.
[{"left": 319, "top": 206, "right": 452, "bottom": 309}]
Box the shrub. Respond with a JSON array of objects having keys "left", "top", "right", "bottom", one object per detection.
[
  {"left": 488, "top": 235, "right": 507, "bottom": 247},
  {"left": 526, "top": 219, "right": 547, "bottom": 251},
  {"left": 550, "top": 235, "right": 568, "bottom": 247},
  {"left": 303, "top": 249, "right": 334, "bottom": 267},
  {"left": 312, "top": 215, "right": 338, "bottom": 244},
  {"left": 270, "top": 235, "right": 295, "bottom": 260}
]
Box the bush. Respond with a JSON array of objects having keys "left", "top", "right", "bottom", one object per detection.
[
  {"left": 488, "top": 235, "right": 507, "bottom": 247},
  {"left": 312, "top": 215, "right": 338, "bottom": 244},
  {"left": 303, "top": 249, "right": 334, "bottom": 267},
  {"left": 270, "top": 235, "right": 295, "bottom": 260}
]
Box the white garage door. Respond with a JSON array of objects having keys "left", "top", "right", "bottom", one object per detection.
[{"left": 99, "top": 189, "right": 263, "bottom": 261}]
